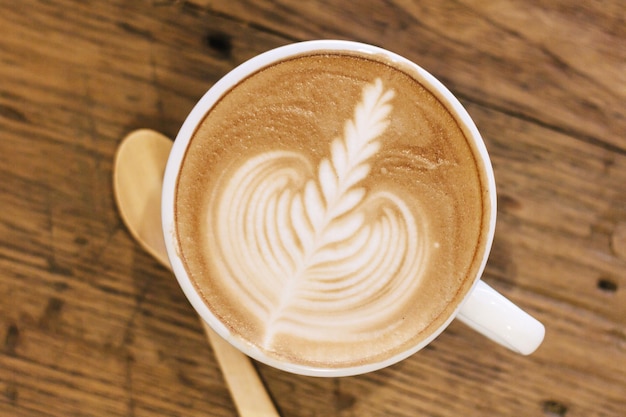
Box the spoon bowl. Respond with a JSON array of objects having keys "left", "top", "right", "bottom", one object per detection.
[{"left": 114, "top": 129, "right": 171, "bottom": 266}]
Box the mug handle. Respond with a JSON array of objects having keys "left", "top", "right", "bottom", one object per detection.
[{"left": 457, "top": 280, "right": 545, "bottom": 355}]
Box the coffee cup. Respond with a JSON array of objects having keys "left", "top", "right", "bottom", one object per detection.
[{"left": 161, "top": 40, "right": 545, "bottom": 377}]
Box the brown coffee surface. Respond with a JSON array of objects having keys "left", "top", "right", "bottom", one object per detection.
[{"left": 174, "top": 51, "right": 490, "bottom": 369}]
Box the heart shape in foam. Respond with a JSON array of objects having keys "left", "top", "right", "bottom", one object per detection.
[{"left": 206, "top": 79, "right": 429, "bottom": 348}]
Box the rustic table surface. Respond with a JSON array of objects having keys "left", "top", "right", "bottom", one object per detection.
[{"left": 1, "top": 1, "right": 624, "bottom": 416}]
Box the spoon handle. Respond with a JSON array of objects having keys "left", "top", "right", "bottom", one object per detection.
[{"left": 201, "top": 321, "right": 280, "bottom": 417}]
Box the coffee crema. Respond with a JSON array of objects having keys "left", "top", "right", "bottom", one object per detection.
[{"left": 174, "top": 51, "right": 490, "bottom": 369}]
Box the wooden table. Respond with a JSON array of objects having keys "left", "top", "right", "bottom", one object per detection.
[{"left": 1, "top": 1, "right": 624, "bottom": 416}]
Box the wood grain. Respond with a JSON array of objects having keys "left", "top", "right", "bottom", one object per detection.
[{"left": 0, "top": 1, "right": 624, "bottom": 416}]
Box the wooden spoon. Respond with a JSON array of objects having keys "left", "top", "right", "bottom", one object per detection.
[{"left": 113, "top": 129, "right": 280, "bottom": 417}]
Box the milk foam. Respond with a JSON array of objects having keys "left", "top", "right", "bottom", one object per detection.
[
  {"left": 175, "top": 51, "right": 488, "bottom": 368},
  {"left": 206, "top": 79, "right": 430, "bottom": 348}
]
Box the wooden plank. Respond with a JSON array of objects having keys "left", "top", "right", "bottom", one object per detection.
[{"left": 0, "top": 1, "right": 623, "bottom": 416}]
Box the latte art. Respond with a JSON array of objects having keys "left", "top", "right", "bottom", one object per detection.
[
  {"left": 174, "top": 51, "right": 489, "bottom": 369},
  {"left": 207, "top": 79, "right": 429, "bottom": 348}
]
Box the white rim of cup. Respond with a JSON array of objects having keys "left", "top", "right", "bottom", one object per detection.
[{"left": 161, "top": 39, "right": 498, "bottom": 377}]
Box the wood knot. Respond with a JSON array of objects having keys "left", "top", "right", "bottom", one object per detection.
[
  {"left": 4, "top": 324, "right": 19, "bottom": 355},
  {"left": 205, "top": 32, "right": 232, "bottom": 58},
  {"left": 597, "top": 276, "right": 618, "bottom": 293},
  {"left": 543, "top": 399, "right": 568, "bottom": 416}
]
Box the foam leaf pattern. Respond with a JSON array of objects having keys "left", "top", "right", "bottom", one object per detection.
[{"left": 207, "top": 79, "right": 429, "bottom": 347}]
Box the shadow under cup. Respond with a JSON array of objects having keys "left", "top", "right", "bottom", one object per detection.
[{"left": 162, "top": 40, "right": 498, "bottom": 377}]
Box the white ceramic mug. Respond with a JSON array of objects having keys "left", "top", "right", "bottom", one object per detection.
[{"left": 161, "top": 40, "right": 545, "bottom": 377}]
